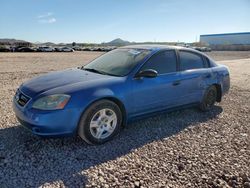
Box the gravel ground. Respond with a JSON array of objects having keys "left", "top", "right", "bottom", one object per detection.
[{"left": 0, "top": 51, "right": 249, "bottom": 187}]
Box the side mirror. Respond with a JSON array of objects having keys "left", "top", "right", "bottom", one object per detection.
[{"left": 135, "top": 69, "right": 158, "bottom": 78}]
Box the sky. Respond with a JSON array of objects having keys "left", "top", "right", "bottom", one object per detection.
[{"left": 0, "top": 0, "right": 250, "bottom": 43}]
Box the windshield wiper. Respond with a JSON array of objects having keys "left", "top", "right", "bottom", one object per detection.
[
  {"left": 81, "top": 67, "right": 109, "bottom": 75},
  {"left": 81, "top": 67, "right": 121, "bottom": 77}
]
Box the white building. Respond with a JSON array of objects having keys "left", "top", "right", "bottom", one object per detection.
[{"left": 200, "top": 32, "right": 250, "bottom": 45}]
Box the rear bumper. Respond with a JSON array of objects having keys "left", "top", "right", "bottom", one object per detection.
[{"left": 13, "top": 100, "right": 81, "bottom": 137}]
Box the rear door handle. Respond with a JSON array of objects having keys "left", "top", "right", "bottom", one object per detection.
[{"left": 172, "top": 80, "right": 181, "bottom": 86}]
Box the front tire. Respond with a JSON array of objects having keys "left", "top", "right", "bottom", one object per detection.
[
  {"left": 78, "top": 100, "right": 122, "bottom": 145},
  {"left": 199, "top": 85, "right": 217, "bottom": 111}
]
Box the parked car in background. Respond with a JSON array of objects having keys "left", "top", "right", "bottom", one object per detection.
[
  {"left": 61, "top": 47, "right": 74, "bottom": 52},
  {"left": 192, "top": 46, "right": 212, "bottom": 52},
  {"left": 17, "top": 47, "right": 36, "bottom": 52},
  {"left": 13, "top": 45, "right": 230, "bottom": 144},
  {"left": 0, "top": 46, "right": 11, "bottom": 52},
  {"left": 54, "top": 47, "right": 74, "bottom": 52},
  {"left": 54, "top": 47, "right": 63, "bottom": 52},
  {"left": 82, "top": 47, "right": 91, "bottom": 51},
  {"left": 37, "top": 46, "right": 54, "bottom": 52},
  {"left": 72, "top": 46, "right": 82, "bottom": 51},
  {"left": 202, "top": 47, "right": 212, "bottom": 52}
]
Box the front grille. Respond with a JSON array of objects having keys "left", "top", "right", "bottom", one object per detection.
[{"left": 15, "top": 89, "right": 31, "bottom": 107}]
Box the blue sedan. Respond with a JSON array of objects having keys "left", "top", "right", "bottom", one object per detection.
[{"left": 13, "top": 45, "right": 230, "bottom": 144}]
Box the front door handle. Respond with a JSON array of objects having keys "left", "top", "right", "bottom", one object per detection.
[{"left": 172, "top": 80, "right": 181, "bottom": 86}]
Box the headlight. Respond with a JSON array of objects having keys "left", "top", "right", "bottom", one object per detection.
[{"left": 32, "top": 94, "right": 70, "bottom": 110}]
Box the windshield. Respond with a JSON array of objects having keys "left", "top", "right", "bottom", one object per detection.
[{"left": 83, "top": 48, "right": 151, "bottom": 76}]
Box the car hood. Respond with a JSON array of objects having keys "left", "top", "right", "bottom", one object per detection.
[{"left": 20, "top": 68, "right": 113, "bottom": 97}]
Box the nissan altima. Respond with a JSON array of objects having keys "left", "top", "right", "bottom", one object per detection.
[{"left": 13, "top": 45, "right": 230, "bottom": 144}]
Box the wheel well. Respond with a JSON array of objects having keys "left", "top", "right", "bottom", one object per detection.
[
  {"left": 102, "top": 97, "right": 127, "bottom": 127},
  {"left": 213, "top": 84, "right": 222, "bottom": 102},
  {"left": 76, "top": 97, "right": 127, "bottom": 134}
]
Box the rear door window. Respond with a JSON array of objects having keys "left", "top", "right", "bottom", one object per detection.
[{"left": 179, "top": 51, "right": 205, "bottom": 71}]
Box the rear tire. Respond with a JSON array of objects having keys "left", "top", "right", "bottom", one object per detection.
[
  {"left": 199, "top": 85, "right": 217, "bottom": 112},
  {"left": 78, "top": 100, "right": 122, "bottom": 145}
]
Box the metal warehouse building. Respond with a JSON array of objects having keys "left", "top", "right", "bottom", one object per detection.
[{"left": 200, "top": 32, "right": 250, "bottom": 45}]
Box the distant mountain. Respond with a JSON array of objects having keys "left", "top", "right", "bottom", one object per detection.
[
  {"left": 102, "top": 38, "right": 131, "bottom": 46},
  {"left": 0, "top": 38, "right": 31, "bottom": 44},
  {"left": 37, "top": 42, "right": 56, "bottom": 46}
]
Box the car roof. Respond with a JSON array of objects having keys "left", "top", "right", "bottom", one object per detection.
[
  {"left": 120, "top": 44, "right": 212, "bottom": 59},
  {"left": 120, "top": 44, "right": 185, "bottom": 51}
]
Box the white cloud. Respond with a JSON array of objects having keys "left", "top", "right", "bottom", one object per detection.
[
  {"left": 38, "top": 12, "right": 53, "bottom": 18},
  {"left": 39, "top": 17, "right": 56, "bottom": 24},
  {"left": 37, "top": 12, "right": 56, "bottom": 24}
]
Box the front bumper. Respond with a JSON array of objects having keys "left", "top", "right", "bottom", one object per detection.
[{"left": 13, "top": 100, "right": 82, "bottom": 137}]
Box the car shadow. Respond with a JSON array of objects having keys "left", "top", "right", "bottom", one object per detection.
[{"left": 0, "top": 106, "right": 223, "bottom": 187}]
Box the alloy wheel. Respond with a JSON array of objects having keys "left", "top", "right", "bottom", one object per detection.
[{"left": 89, "top": 108, "right": 118, "bottom": 139}]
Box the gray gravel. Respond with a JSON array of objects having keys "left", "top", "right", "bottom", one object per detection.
[{"left": 0, "top": 52, "right": 249, "bottom": 187}]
